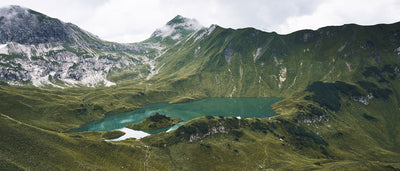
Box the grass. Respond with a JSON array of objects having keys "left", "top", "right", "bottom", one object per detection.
[
  {"left": 1, "top": 20, "right": 400, "bottom": 170},
  {"left": 126, "top": 113, "right": 183, "bottom": 130}
]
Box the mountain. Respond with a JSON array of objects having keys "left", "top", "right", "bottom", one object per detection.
[
  {"left": 146, "top": 15, "right": 203, "bottom": 44},
  {"left": 145, "top": 21, "right": 400, "bottom": 98},
  {"left": 0, "top": 5, "right": 163, "bottom": 87},
  {"left": 1, "top": 6, "right": 400, "bottom": 170}
]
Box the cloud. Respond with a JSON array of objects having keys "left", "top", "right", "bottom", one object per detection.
[
  {"left": 277, "top": 0, "right": 400, "bottom": 34},
  {"left": 0, "top": 0, "right": 399, "bottom": 42}
]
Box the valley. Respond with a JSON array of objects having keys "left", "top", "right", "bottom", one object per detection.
[{"left": 1, "top": 5, "right": 400, "bottom": 170}]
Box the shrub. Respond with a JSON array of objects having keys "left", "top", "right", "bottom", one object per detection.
[
  {"left": 362, "top": 113, "right": 378, "bottom": 121},
  {"left": 149, "top": 112, "right": 170, "bottom": 122},
  {"left": 192, "top": 121, "right": 209, "bottom": 134},
  {"left": 357, "top": 81, "right": 392, "bottom": 99},
  {"left": 306, "top": 81, "right": 341, "bottom": 112},
  {"left": 231, "top": 130, "right": 244, "bottom": 138},
  {"left": 287, "top": 125, "right": 328, "bottom": 147},
  {"left": 306, "top": 81, "right": 361, "bottom": 112}
]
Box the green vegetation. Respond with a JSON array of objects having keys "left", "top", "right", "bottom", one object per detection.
[
  {"left": 357, "top": 81, "right": 392, "bottom": 99},
  {"left": 306, "top": 81, "right": 361, "bottom": 111},
  {"left": 126, "top": 113, "right": 183, "bottom": 130},
  {"left": 101, "top": 130, "right": 125, "bottom": 139},
  {"left": 1, "top": 16, "right": 400, "bottom": 170}
]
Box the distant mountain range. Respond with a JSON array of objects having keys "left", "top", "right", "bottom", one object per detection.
[
  {"left": 1, "top": 5, "right": 399, "bottom": 94},
  {"left": 1, "top": 5, "right": 400, "bottom": 170},
  {"left": 0, "top": 6, "right": 201, "bottom": 87}
]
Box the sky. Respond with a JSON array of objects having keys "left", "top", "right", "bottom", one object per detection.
[{"left": 0, "top": 0, "right": 399, "bottom": 43}]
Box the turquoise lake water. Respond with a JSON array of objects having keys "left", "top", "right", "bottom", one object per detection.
[{"left": 70, "top": 97, "right": 281, "bottom": 136}]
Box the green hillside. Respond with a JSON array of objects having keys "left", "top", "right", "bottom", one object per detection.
[{"left": 1, "top": 10, "right": 400, "bottom": 170}]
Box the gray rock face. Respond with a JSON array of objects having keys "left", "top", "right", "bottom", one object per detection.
[
  {"left": 0, "top": 7, "right": 205, "bottom": 87},
  {"left": 0, "top": 6, "right": 167, "bottom": 87},
  {"left": 352, "top": 93, "right": 374, "bottom": 105},
  {"left": 0, "top": 6, "right": 71, "bottom": 44},
  {"left": 189, "top": 126, "right": 229, "bottom": 142}
]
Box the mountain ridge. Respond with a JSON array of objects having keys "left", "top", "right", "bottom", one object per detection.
[
  {"left": 1, "top": 5, "right": 399, "bottom": 89},
  {"left": 0, "top": 5, "right": 400, "bottom": 170}
]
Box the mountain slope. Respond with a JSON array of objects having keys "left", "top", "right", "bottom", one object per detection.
[
  {"left": 0, "top": 6, "right": 400, "bottom": 170},
  {"left": 0, "top": 6, "right": 158, "bottom": 87},
  {"left": 148, "top": 22, "right": 400, "bottom": 98}
]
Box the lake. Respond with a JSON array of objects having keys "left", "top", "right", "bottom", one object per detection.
[{"left": 70, "top": 97, "right": 281, "bottom": 140}]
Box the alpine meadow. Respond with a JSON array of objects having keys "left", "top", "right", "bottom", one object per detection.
[{"left": 1, "top": 5, "right": 400, "bottom": 170}]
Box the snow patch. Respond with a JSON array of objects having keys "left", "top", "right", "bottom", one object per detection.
[
  {"left": 0, "top": 44, "right": 8, "bottom": 55},
  {"left": 273, "top": 56, "right": 283, "bottom": 65},
  {"left": 288, "top": 76, "right": 297, "bottom": 89},
  {"left": 253, "top": 48, "right": 262, "bottom": 61},
  {"left": 224, "top": 46, "right": 234, "bottom": 64},
  {"left": 106, "top": 128, "right": 150, "bottom": 141},
  {"left": 278, "top": 67, "right": 287, "bottom": 88},
  {"left": 338, "top": 43, "right": 346, "bottom": 52},
  {"left": 396, "top": 47, "right": 400, "bottom": 56},
  {"left": 346, "top": 62, "right": 352, "bottom": 72},
  {"left": 194, "top": 46, "right": 201, "bottom": 56}
]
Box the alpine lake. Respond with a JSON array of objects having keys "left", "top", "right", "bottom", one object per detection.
[{"left": 70, "top": 97, "right": 282, "bottom": 140}]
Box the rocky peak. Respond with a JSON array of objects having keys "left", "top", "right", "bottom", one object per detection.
[
  {"left": 0, "top": 5, "right": 71, "bottom": 44},
  {"left": 150, "top": 15, "right": 203, "bottom": 40}
]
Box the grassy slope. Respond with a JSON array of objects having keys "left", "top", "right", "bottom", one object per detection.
[
  {"left": 0, "top": 113, "right": 155, "bottom": 170},
  {"left": 1, "top": 22, "right": 400, "bottom": 170},
  {"left": 137, "top": 89, "right": 400, "bottom": 170},
  {"left": 126, "top": 113, "right": 183, "bottom": 130},
  {"left": 148, "top": 22, "right": 400, "bottom": 98},
  {"left": 0, "top": 85, "right": 177, "bottom": 131}
]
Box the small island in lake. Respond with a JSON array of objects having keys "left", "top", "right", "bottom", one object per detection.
[{"left": 126, "top": 113, "right": 183, "bottom": 130}]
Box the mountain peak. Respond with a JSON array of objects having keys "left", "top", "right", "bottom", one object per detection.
[
  {"left": 0, "top": 5, "right": 71, "bottom": 44},
  {"left": 0, "top": 5, "right": 30, "bottom": 19},
  {"left": 166, "top": 15, "right": 189, "bottom": 26},
  {"left": 150, "top": 15, "right": 203, "bottom": 41},
  {"left": 0, "top": 5, "right": 27, "bottom": 12}
]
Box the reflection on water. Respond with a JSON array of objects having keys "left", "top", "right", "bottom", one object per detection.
[{"left": 70, "top": 97, "right": 281, "bottom": 140}]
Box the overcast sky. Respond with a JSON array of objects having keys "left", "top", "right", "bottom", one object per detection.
[{"left": 1, "top": 0, "right": 399, "bottom": 43}]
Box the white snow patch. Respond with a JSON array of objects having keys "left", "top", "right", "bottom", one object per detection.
[
  {"left": 346, "top": 62, "right": 352, "bottom": 72},
  {"left": 338, "top": 43, "right": 346, "bottom": 52},
  {"left": 253, "top": 48, "right": 262, "bottom": 61},
  {"left": 104, "top": 79, "right": 116, "bottom": 87},
  {"left": 194, "top": 46, "right": 201, "bottom": 56},
  {"left": 273, "top": 56, "right": 283, "bottom": 66},
  {"left": 278, "top": 67, "right": 287, "bottom": 88},
  {"left": 288, "top": 76, "right": 297, "bottom": 89},
  {"left": 106, "top": 128, "right": 150, "bottom": 141},
  {"left": 396, "top": 47, "right": 400, "bottom": 55},
  {"left": 0, "top": 44, "right": 8, "bottom": 55}
]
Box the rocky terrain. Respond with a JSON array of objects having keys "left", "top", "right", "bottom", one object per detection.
[{"left": 1, "top": 5, "right": 400, "bottom": 170}]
